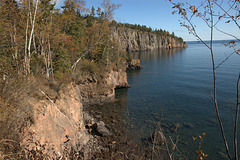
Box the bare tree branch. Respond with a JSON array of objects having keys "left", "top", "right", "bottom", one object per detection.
[
  {"left": 209, "top": 1, "right": 232, "bottom": 159},
  {"left": 71, "top": 35, "right": 105, "bottom": 71},
  {"left": 214, "top": 1, "right": 240, "bottom": 29},
  {"left": 215, "top": 51, "right": 236, "bottom": 70},
  {"left": 215, "top": 27, "right": 240, "bottom": 42},
  {"left": 234, "top": 72, "right": 240, "bottom": 160},
  {"left": 213, "top": 1, "right": 236, "bottom": 27},
  {"left": 38, "top": 89, "right": 75, "bottom": 129}
]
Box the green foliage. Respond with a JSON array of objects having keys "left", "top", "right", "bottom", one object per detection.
[
  {"left": 79, "top": 60, "right": 98, "bottom": 74},
  {"left": 66, "top": 16, "right": 85, "bottom": 50},
  {"left": 53, "top": 50, "right": 71, "bottom": 78},
  {"left": 39, "top": 0, "right": 55, "bottom": 23},
  {"left": 90, "top": 6, "right": 95, "bottom": 16},
  {"left": 0, "top": 55, "right": 15, "bottom": 75},
  {"left": 96, "top": 7, "right": 103, "bottom": 17},
  {"left": 85, "top": 14, "right": 97, "bottom": 27}
]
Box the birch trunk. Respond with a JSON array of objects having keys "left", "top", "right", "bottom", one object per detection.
[{"left": 27, "top": 0, "right": 39, "bottom": 74}]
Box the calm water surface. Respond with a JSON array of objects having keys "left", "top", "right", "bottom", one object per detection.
[{"left": 103, "top": 41, "right": 240, "bottom": 159}]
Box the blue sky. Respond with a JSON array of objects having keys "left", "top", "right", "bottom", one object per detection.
[{"left": 56, "top": 0, "right": 240, "bottom": 41}]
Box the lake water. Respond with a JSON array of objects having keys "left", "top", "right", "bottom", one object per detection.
[
  {"left": 93, "top": 40, "right": 240, "bottom": 159},
  {"left": 122, "top": 40, "right": 240, "bottom": 159}
]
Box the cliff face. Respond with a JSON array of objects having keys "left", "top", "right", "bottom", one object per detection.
[
  {"left": 111, "top": 27, "right": 188, "bottom": 52},
  {"left": 22, "top": 84, "right": 89, "bottom": 158},
  {"left": 20, "top": 69, "right": 128, "bottom": 158}
]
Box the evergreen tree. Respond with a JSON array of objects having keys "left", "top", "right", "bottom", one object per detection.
[{"left": 90, "top": 6, "right": 95, "bottom": 16}]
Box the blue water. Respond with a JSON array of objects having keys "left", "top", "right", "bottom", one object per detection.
[{"left": 114, "top": 40, "right": 240, "bottom": 159}]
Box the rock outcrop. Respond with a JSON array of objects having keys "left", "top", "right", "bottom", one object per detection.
[
  {"left": 127, "top": 59, "right": 141, "bottom": 70},
  {"left": 79, "top": 68, "right": 129, "bottom": 106},
  {"left": 111, "top": 27, "right": 188, "bottom": 52},
  {"left": 19, "top": 68, "right": 129, "bottom": 158},
  {"left": 22, "top": 84, "right": 89, "bottom": 158}
]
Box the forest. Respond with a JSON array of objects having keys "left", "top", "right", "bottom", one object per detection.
[
  {"left": 0, "top": 0, "right": 123, "bottom": 80},
  {"left": 0, "top": 0, "right": 184, "bottom": 80}
]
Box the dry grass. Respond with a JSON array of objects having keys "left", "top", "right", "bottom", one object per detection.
[
  {"left": 0, "top": 73, "right": 37, "bottom": 159},
  {"left": 0, "top": 72, "right": 65, "bottom": 159}
]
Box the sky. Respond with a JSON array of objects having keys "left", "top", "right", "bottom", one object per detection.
[{"left": 55, "top": 0, "right": 240, "bottom": 41}]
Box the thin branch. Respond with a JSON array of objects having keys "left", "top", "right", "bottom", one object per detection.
[
  {"left": 214, "top": 1, "right": 240, "bottom": 29},
  {"left": 234, "top": 72, "right": 240, "bottom": 160},
  {"left": 151, "top": 131, "right": 156, "bottom": 160},
  {"left": 165, "top": 140, "right": 172, "bottom": 160},
  {"left": 215, "top": 27, "right": 240, "bottom": 42},
  {"left": 215, "top": 51, "right": 235, "bottom": 70},
  {"left": 169, "top": 1, "right": 211, "bottom": 50},
  {"left": 38, "top": 89, "right": 75, "bottom": 131},
  {"left": 209, "top": 1, "right": 232, "bottom": 159},
  {"left": 169, "top": 136, "right": 178, "bottom": 157},
  {"left": 189, "top": 0, "right": 207, "bottom": 21},
  {"left": 212, "top": 1, "right": 235, "bottom": 27},
  {"left": 71, "top": 36, "right": 105, "bottom": 71}
]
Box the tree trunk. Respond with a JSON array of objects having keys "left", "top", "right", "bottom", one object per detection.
[
  {"left": 27, "top": 0, "right": 39, "bottom": 74},
  {"left": 234, "top": 73, "right": 240, "bottom": 160},
  {"left": 24, "top": 9, "right": 29, "bottom": 75}
]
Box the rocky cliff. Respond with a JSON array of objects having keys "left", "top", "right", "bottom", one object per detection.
[
  {"left": 18, "top": 68, "right": 128, "bottom": 158},
  {"left": 77, "top": 68, "right": 129, "bottom": 106},
  {"left": 22, "top": 84, "right": 89, "bottom": 158},
  {"left": 111, "top": 26, "right": 188, "bottom": 52}
]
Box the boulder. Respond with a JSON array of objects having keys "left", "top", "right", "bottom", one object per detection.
[
  {"left": 128, "top": 59, "right": 141, "bottom": 70},
  {"left": 96, "top": 121, "right": 111, "bottom": 137},
  {"left": 83, "top": 112, "right": 94, "bottom": 125}
]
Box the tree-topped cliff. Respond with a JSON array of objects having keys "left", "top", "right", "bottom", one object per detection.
[
  {"left": 110, "top": 21, "right": 187, "bottom": 52},
  {"left": 111, "top": 21, "right": 184, "bottom": 42}
]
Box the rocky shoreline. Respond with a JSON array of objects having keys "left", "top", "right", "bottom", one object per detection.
[
  {"left": 82, "top": 99, "right": 145, "bottom": 159},
  {"left": 12, "top": 68, "right": 130, "bottom": 159},
  {"left": 82, "top": 99, "right": 172, "bottom": 159},
  {"left": 6, "top": 48, "right": 191, "bottom": 159}
]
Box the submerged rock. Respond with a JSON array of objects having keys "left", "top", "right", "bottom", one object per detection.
[
  {"left": 96, "top": 121, "right": 111, "bottom": 137},
  {"left": 95, "top": 114, "right": 103, "bottom": 119},
  {"left": 183, "top": 122, "right": 194, "bottom": 128}
]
